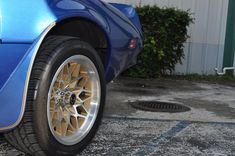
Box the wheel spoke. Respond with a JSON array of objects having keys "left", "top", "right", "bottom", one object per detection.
[
  {"left": 50, "top": 88, "right": 56, "bottom": 100},
  {"left": 66, "top": 63, "right": 79, "bottom": 82},
  {"left": 68, "top": 122, "right": 76, "bottom": 132},
  {"left": 83, "top": 96, "right": 91, "bottom": 103},
  {"left": 52, "top": 119, "right": 60, "bottom": 128},
  {"left": 58, "top": 68, "right": 65, "bottom": 81},
  {"left": 64, "top": 64, "right": 69, "bottom": 75},
  {"left": 56, "top": 79, "right": 65, "bottom": 88},
  {"left": 77, "top": 114, "right": 87, "bottom": 119},
  {"left": 70, "top": 115, "right": 79, "bottom": 130},
  {"left": 64, "top": 76, "right": 83, "bottom": 90},
  {"left": 66, "top": 64, "right": 73, "bottom": 82},
  {"left": 83, "top": 89, "right": 92, "bottom": 94},
  {"left": 61, "top": 119, "right": 68, "bottom": 136},
  {"left": 80, "top": 76, "right": 88, "bottom": 88},
  {"left": 81, "top": 105, "right": 88, "bottom": 114},
  {"left": 71, "top": 104, "right": 87, "bottom": 119}
]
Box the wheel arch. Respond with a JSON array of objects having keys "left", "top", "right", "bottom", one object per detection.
[{"left": 45, "top": 17, "right": 111, "bottom": 70}]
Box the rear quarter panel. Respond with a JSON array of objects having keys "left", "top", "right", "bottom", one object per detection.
[{"left": 0, "top": 0, "right": 142, "bottom": 130}]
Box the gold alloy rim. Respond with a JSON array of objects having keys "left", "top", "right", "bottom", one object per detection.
[{"left": 47, "top": 55, "right": 100, "bottom": 145}]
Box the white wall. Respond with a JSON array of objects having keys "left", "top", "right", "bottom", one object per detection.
[{"left": 106, "top": 0, "right": 229, "bottom": 75}]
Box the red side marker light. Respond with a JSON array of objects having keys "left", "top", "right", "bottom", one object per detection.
[{"left": 129, "top": 39, "right": 137, "bottom": 49}]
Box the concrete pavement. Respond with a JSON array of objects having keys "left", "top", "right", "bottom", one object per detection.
[{"left": 1, "top": 77, "right": 235, "bottom": 156}]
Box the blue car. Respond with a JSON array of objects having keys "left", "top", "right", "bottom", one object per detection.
[{"left": 0, "top": 0, "right": 142, "bottom": 155}]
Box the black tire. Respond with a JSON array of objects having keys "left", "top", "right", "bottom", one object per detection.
[{"left": 4, "top": 36, "right": 106, "bottom": 156}]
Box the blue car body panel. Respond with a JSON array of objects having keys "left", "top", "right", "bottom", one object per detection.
[
  {"left": 0, "top": 44, "right": 31, "bottom": 89},
  {"left": 0, "top": 0, "right": 142, "bottom": 131}
]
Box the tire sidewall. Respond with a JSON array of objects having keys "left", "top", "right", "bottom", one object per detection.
[{"left": 33, "top": 39, "right": 106, "bottom": 155}]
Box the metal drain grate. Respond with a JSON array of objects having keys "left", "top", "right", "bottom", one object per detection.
[{"left": 130, "top": 101, "right": 191, "bottom": 113}]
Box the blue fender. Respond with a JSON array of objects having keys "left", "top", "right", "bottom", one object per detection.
[
  {"left": 0, "top": 0, "right": 142, "bottom": 131},
  {"left": 0, "top": 24, "right": 55, "bottom": 131}
]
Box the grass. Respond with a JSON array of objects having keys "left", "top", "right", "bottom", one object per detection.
[
  {"left": 122, "top": 73, "right": 235, "bottom": 81},
  {"left": 162, "top": 74, "right": 235, "bottom": 81}
]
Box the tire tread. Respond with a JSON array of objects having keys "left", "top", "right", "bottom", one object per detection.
[{"left": 4, "top": 36, "right": 76, "bottom": 156}]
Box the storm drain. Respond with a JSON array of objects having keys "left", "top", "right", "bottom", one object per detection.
[{"left": 130, "top": 101, "right": 191, "bottom": 113}]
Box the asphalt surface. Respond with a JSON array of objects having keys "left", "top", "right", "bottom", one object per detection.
[{"left": 1, "top": 77, "right": 235, "bottom": 156}]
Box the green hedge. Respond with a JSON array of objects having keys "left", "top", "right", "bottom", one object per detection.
[{"left": 125, "top": 5, "right": 193, "bottom": 78}]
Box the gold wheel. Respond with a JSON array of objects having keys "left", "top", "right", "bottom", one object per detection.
[{"left": 47, "top": 55, "right": 101, "bottom": 145}]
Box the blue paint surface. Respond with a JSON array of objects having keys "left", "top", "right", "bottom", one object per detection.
[
  {"left": 0, "top": 0, "right": 142, "bottom": 130},
  {"left": 0, "top": 43, "right": 36, "bottom": 128},
  {"left": 0, "top": 44, "right": 31, "bottom": 90}
]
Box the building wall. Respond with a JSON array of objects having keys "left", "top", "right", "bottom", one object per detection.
[{"left": 106, "top": 0, "right": 229, "bottom": 75}]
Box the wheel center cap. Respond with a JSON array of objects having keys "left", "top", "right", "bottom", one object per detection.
[{"left": 56, "top": 90, "right": 77, "bottom": 106}]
